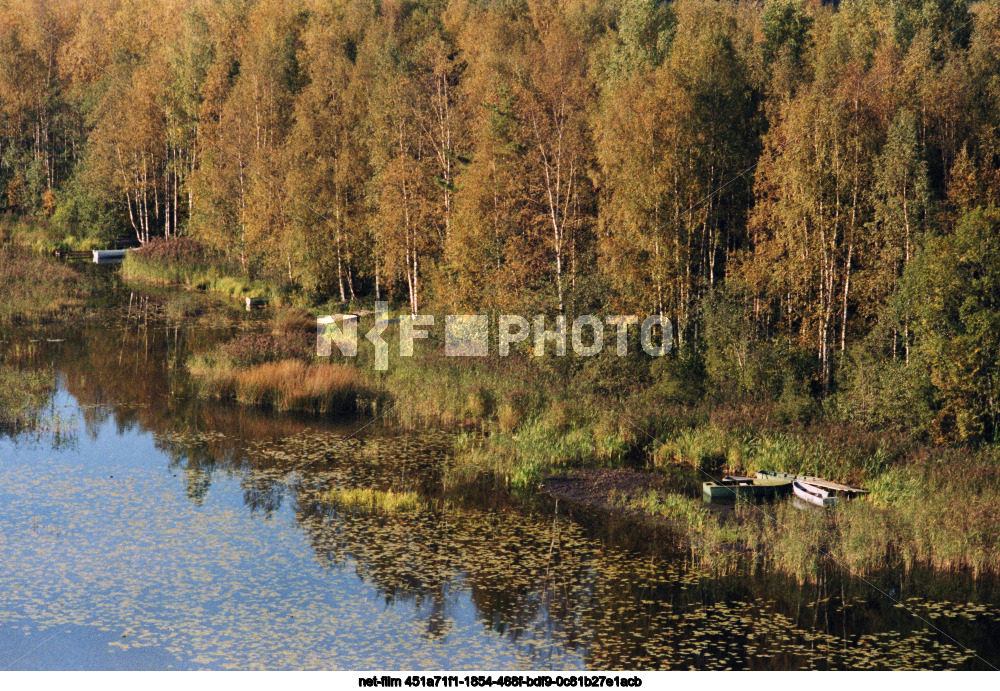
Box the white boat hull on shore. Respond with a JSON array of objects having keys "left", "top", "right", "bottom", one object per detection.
[{"left": 792, "top": 480, "right": 838, "bottom": 508}]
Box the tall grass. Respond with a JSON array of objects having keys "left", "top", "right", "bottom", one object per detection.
[
  {"left": 651, "top": 419, "right": 899, "bottom": 486},
  {"left": 604, "top": 488, "right": 743, "bottom": 572},
  {"left": 191, "top": 359, "right": 379, "bottom": 414},
  {"left": 187, "top": 308, "right": 385, "bottom": 415},
  {"left": 0, "top": 215, "right": 105, "bottom": 254},
  {"left": 0, "top": 247, "right": 88, "bottom": 323},
  {"left": 369, "top": 346, "right": 656, "bottom": 487},
  {"left": 706, "top": 474, "right": 1000, "bottom": 584},
  {"left": 596, "top": 453, "right": 1000, "bottom": 584},
  {"left": 610, "top": 488, "right": 712, "bottom": 528},
  {"left": 180, "top": 301, "right": 1000, "bottom": 581}
]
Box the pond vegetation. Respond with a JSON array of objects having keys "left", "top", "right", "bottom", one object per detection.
[
  {"left": 146, "top": 296, "right": 1000, "bottom": 590},
  {"left": 0, "top": 248, "right": 89, "bottom": 324},
  {"left": 2, "top": 257, "right": 1000, "bottom": 669},
  {"left": 5, "top": 379, "right": 998, "bottom": 670},
  {"left": 120, "top": 238, "right": 281, "bottom": 304}
]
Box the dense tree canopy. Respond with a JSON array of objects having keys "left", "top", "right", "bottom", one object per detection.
[{"left": 4, "top": 0, "right": 1000, "bottom": 440}]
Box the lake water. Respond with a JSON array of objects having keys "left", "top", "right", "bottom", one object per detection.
[{"left": 2, "top": 287, "right": 999, "bottom": 670}]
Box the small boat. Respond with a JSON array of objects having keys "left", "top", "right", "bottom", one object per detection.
[
  {"left": 792, "top": 480, "right": 838, "bottom": 508},
  {"left": 703, "top": 476, "right": 792, "bottom": 501},
  {"left": 756, "top": 470, "right": 867, "bottom": 498}
]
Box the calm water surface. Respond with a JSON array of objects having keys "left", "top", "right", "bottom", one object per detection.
[{"left": 2, "top": 290, "right": 1000, "bottom": 670}]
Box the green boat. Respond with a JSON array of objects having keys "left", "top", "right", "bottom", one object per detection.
[{"left": 702, "top": 476, "right": 792, "bottom": 501}]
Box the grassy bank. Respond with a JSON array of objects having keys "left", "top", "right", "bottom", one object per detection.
[
  {"left": 0, "top": 215, "right": 107, "bottom": 255},
  {"left": 121, "top": 238, "right": 282, "bottom": 305},
  {"left": 0, "top": 247, "right": 89, "bottom": 323}
]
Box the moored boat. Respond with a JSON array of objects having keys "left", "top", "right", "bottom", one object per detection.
[
  {"left": 703, "top": 476, "right": 791, "bottom": 501},
  {"left": 756, "top": 470, "right": 867, "bottom": 497},
  {"left": 792, "top": 480, "right": 838, "bottom": 508}
]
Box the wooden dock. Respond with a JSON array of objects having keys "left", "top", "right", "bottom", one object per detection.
[{"left": 53, "top": 249, "right": 91, "bottom": 260}]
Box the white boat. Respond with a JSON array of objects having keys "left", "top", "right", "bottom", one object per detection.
[{"left": 792, "top": 480, "right": 838, "bottom": 508}]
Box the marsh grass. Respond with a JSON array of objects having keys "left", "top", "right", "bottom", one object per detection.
[
  {"left": 605, "top": 488, "right": 746, "bottom": 572},
  {"left": 180, "top": 302, "right": 1000, "bottom": 581},
  {"left": 598, "top": 460, "right": 1000, "bottom": 584},
  {"left": 610, "top": 488, "right": 711, "bottom": 527},
  {"left": 273, "top": 308, "right": 315, "bottom": 337},
  {"left": 865, "top": 453, "right": 1000, "bottom": 578},
  {"left": 0, "top": 247, "right": 88, "bottom": 323},
  {"left": 721, "top": 467, "right": 1000, "bottom": 583},
  {"left": 219, "top": 333, "right": 312, "bottom": 367},
  {"left": 187, "top": 309, "right": 388, "bottom": 415},
  {"left": 650, "top": 417, "right": 903, "bottom": 486},
  {"left": 1, "top": 216, "right": 105, "bottom": 254},
  {"left": 327, "top": 487, "right": 425, "bottom": 513},
  {"left": 371, "top": 347, "right": 654, "bottom": 487},
  {"left": 191, "top": 359, "right": 379, "bottom": 414},
  {"left": 640, "top": 411, "right": 1000, "bottom": 580}
]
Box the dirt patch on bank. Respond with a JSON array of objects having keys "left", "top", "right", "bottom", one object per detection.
[
  {"left": 542, "top": 467, "right": 735, "bottom": 523},
  {"left": 542, "top": 468, "right": 672, "bottom": 517}
]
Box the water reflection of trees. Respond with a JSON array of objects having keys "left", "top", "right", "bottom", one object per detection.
[
  {"left": 36, "top": 313, "right": 679, "bottom": 666},
  {"left": 20, "top": 311, "right": 1000, "bottom": 670},
  {"left": 42, "top": 312, "right": 364, "bottom": 505},
  {"left": 292, "top": 485, "right": 598, "bottom": 664},
  {"left": 0, "top": 335, "right": 76, "bottom": 447}
]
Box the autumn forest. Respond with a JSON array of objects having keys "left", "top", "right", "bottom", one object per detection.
[{"left": 2, "top": 0, "right": 1000, "bottom": 442}]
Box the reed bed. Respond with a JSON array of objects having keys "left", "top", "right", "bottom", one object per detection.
[
  {"left": 599, "top": 462, "right": 1000, "bottom": 584},
  {"left": 243, "top": 361, "right": 363, "bottom": 412},
  {"left": 707, "top": 485, "right": 1000, "bottom": 583},
  {"left": 182, "top": 308, "right": 1000, "bottom": 581},
  {"left": 375, "top": 349, "right": 659, "bottom": 487},
  {"left": 610, "top": 488, "right": 713, "bottom": 528},
  {"left": 651, "top": 420, "right": 898, "bottom": 486},
  {"left": 192, "top": 359, "right": 379, "bottom": 414}
]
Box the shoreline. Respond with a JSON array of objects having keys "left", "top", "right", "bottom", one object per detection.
[{"left": 6, "top": 252, "right": 1000, "bottom": 584}]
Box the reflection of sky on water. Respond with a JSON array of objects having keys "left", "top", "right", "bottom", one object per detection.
[
  {"left": 0, "top": 384, "right": 581, "bottom": 670},
  {"left": 2, "top": 323, "right": 999, "bottom": 671}
]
